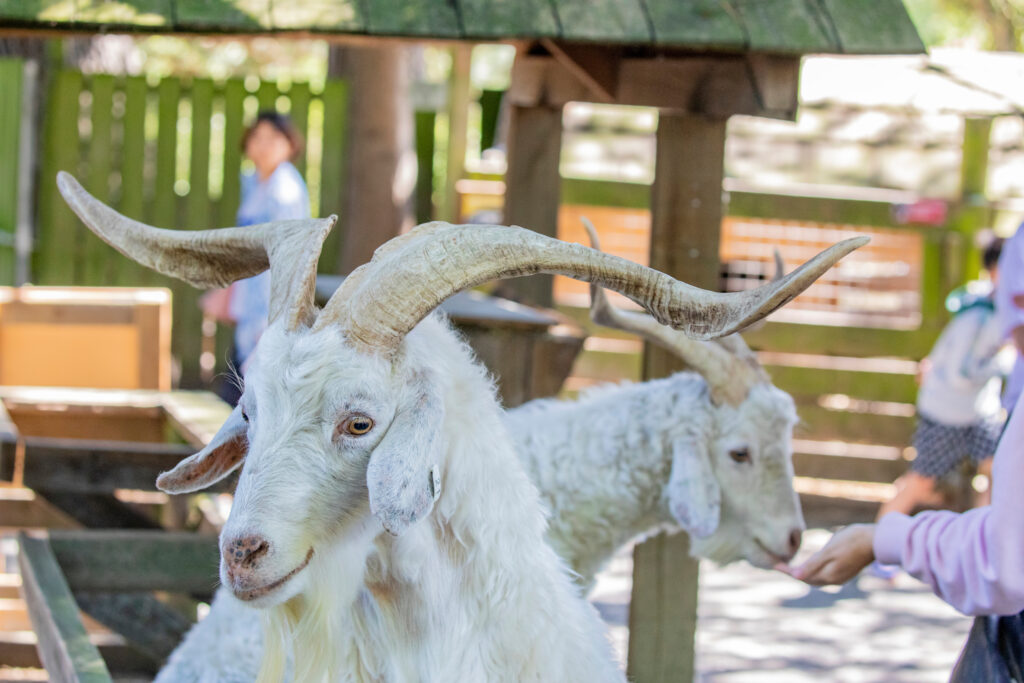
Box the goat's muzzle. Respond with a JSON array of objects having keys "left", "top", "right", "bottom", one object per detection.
[{"left": 221, "top": 534, "right": 314, "bottom": 602}]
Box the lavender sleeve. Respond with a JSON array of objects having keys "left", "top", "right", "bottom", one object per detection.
[{"left": 874, "top": 401, "right": 1024, "bottom": 616}]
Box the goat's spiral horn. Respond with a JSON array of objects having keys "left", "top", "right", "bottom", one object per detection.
[
  {"left": 316, "top": 219, "right": 867, "bottom": 356},
  {"left": 57, "top": 172, "right": 335, "bottom": 331},
  {"left": 581, "top": 218, "right": 766, "bottom": 406}
]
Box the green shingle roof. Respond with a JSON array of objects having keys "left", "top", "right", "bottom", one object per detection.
[{"left": 1, "top": 0, "right": 924, "bottom": 55}]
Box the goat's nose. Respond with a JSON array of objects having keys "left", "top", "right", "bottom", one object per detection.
[
  {"left": 223, "top": 535, "right": 270, "bottom": 573},
  {"left": 787, "top": 528, "right": 803, "bottom": 558}
]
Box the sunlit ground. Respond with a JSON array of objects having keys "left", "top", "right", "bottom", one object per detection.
[{"left": 591, "top": 529, "right": 970, "bottom": 682}]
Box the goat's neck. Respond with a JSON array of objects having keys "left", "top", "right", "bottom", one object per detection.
[{"left": 510, "top": 372, "right": 714, "bottom": 586}]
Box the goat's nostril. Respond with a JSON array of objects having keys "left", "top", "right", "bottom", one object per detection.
[
  {"left": 224, "top": 535, "right": 271, "bottom": 570},
  {"left": 788, "top": 528, "right": 803, "bottom": 556}
]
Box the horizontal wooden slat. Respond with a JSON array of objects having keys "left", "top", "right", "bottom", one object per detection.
[
  {"left": 48, "top": 531, "right": 219, "bottom": 595},
  {"left": 794, "top": 452, "right": 908, "bottom": 484},
  {"left": 21, "top": 438, "right": 207, "bottom": 495},
  {"left": 747, "top": 321, "right": 938, "bottom": 359},
  {"left": 799, "top": 493, "right": 879, "bottom": 527},
  {"left": 795, "top": 404, "right": 915, "bottom": 446},
  {"left": 766, "top": 364, "right": 919, "bottom": 404}
]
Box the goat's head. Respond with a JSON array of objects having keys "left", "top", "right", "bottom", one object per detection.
[
  {"left": 60, "top": 173, "right": 861, "bottom": 605},
  {"left": 584, "top": 219, "right": 806, "bottom": 569}
]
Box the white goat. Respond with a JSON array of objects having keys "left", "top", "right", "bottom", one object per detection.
[
  {"left": 60, "top": 171, "right": 862, "bottom": 683},
  {"left": 156, "top": 233, "right": 808, "bottom": 683}
]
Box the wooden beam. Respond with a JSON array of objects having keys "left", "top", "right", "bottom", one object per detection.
[
  {"left": 17, "top": 533, "right": 113, "bottom": 683},
  {"left": 539, "top": 40, "right": 619, "bottom": 103},
  {"left": 500, "top": 102, "right": 564, "bottom": 307},
  {"left": 441, "top": 44, "right": 472, "bottom": 222},
  {"left": 49, "top": 530, "right": 220, "bottom": 595},
  {"left": 627, "top": 113, "right": 727, "bottom": 683},
  {"left": 508, "top": 53, "right": 800, "bottom": 119},
  {"left": 21, "top": 438, "right": 211, "bottom": 495},
  {"left": 34, "top": 491, "right": 163, "bottom": 530}
]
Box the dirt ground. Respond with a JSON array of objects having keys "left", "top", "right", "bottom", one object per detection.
[{"left": 591, "top": 529, "right": 972, "bottom": 682}]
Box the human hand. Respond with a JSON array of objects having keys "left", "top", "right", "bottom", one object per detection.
[{"left": 776, "top": 524, "right": 877, "bottom": 586}]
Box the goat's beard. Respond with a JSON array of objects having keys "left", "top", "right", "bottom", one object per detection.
[{"left": 257, "top": 560, "right": 340, "bottom": 683}]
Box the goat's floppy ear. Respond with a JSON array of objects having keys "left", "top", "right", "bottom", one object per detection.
[
  {"left": 367, "top": 375, "right": 444, "bottom": 536},
  {"left": 157, "top": 406, "right": 247, "bottom": 494},
  {"left": 666, "top": 438, "right": 721, "bottom": 539}
]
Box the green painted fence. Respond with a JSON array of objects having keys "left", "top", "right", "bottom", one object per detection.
[
  {"left": 0, "top": 59, "right": 22, "bottom": 286},
  {"left": 33, "top": 68, "right": 349, "bottom": 387}
]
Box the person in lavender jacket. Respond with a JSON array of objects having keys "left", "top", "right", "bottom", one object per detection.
[
  {"left": 780, "top": 231, "right": 1024, "bottom": 617},
  {"left": 226, "top": 112, "right": 310, "bottom": 393}
]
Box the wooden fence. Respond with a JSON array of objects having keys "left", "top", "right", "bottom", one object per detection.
[{"left": 31, "top": 67, "right": 349, "bottom": 386}]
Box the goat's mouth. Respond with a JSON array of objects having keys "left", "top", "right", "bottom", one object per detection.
[
  {"left": 751, "top": 538, "right": 790, "bottom": 567},
  {"left": 231, "top": 548, "right": 315, "bottom": 602}
]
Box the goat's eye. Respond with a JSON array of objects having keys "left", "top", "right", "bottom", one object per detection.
[
  {"left": 240, "top": 409, "right": 250, "bottom": 423},
  {"left": 342, "top": 415, "right": 374, "bottom": 436},
  {"left": 729, "top": 448, "right": 751, "bottom": 464}
]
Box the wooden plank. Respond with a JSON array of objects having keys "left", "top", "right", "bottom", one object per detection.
[
  {"left": 551, "top": 0, "right": 650, "bottom": 42},
  {"left": 501, "top": 104, "right": 563, "bottom": 306},
  {"left": 727, "top": 187, "right": 930, "bottom": 230},
  {"left": 49, "top": 531, "right": 219, "bottom": 595},
  {"left": 318, "top": 78, "right": 348, "bottom": 274},
  {"left": 0, "top": 400, "right": 20, "bottom": 482},
  {"left": 161, "top": 390, "right": 233, "bottom": 449},
  {"left": 151, "top": 78, "right": 179, "bottom": 229},
  {"left": 727, "top": 0, "right": 834, "bottom": 53},
  {"left": 20, "top": 438, "right": 200, "bottom": 495},
  {"left": 0, "top": 637, "right": 152, "bottom": 675},
  {"left": 459, "top": 0, "right": 559, "bottom": 38},
  {"left": 799, "top": 493, "right": 879, "bottom": 527},
  {"left": 35, "top": 491, "right": 163, "bottom": 529},
  {"left": 288, "top": 82, "right": 312, "bottom": 175},
  {"left": 34, "top": 70, "right": 82, "bottom": 286},
  {"left": 794, "top": 451, "right": 907, "bottom": 484},
  {"left": 115, "top": 76, "right": 150, "bottom": 286},
  {"left": 186, "top": 78, "right": 214, "bottom": 229},
  {"left": 0, "top": 59, "right": 22, "bottom": 286},
  {"left": 628, "top": 113, "right": 725, "bottom": 683},
  {"left": 81, "top": 75, "right": 115, "bottom": 286},
  {"left": 17, "top": 533, "right": 113, "bottom": 683},
  {"left": 746, "top": 322, "right": 936, "bottom": 360},
  {"left": 74, "top": 592, "right": 191, "bottom": 663},
  {"left": 441, "top": 45, "right": 472, "bottom": 222},
  {"left": 362, "top": 0, "right": 460, "bottom": 37},
  {"left": 765, "top": 364, "right": 918, "bottom": 404},
  {"left": 414, "top": 110, "right": 436, "bottom": 224},
  {"left": 644, "top": 0, "right": 743, "bottom": 48},
  {"left": 255, "top": 80, "right": 278, "bottom": 113},
  {"left": 219, "top": 79, "right": 246, "bottom": 229},
  {"left": 795, "top": 404, "right": 915, "bottom": 446},
  {"left": 818, "top": 0, "right": 925, "bottom": 54}
]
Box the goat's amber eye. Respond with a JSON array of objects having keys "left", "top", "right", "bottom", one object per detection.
[
  {"left": 729, "top": 448, "right": 751, "bottom": 464},
  {"left": 343, "top": 416, "right": 374, "bottom": 436}
]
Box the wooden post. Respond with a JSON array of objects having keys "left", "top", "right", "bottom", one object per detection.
[
  {"left": 627, "top": 113, "right": 727, "bottom": 683},
  {"left": 952, "top": 117, "right": 992, "bottom": 284},
  {"left": 441, "top": 45, "right": 472, "bottom": 222},
  {"left": 501, "top": 104, "right": 563, "bottom": 307}
]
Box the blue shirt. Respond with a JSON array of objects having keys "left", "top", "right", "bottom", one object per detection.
[{"left": 228, "top": 162, "right": 310, "bottom": 368}]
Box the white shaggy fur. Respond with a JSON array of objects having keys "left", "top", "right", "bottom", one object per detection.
[
  {"left": 181, "top": 315, "right": 623, "bottom": 683},
  {"left": 158, "top": 361, "right": 803, "bottom": 682}
]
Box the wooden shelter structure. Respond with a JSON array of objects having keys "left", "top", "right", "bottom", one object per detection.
[{"left": 1, "top": 3, "right": 924, "bottom": 681}]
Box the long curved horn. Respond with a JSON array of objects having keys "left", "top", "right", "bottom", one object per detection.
[
  {"left": 316, "top": 220, "right": 867, "bottom": 357},
  {"left": 57, "top": 172, "right": 336, "bottom": 331},
  {"left": 582, "top": 219, "right": 766, "bottom": 406}
]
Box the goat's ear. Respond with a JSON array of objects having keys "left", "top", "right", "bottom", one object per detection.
[
  {"left": 367, "top": 375, "right": 444, "bottom": 536},
  {"left": 157, "top": 406, "right": 247, "bottom": 494},
  {"left": 666, "top": 438, "right": 721, "bottom": 539}
]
